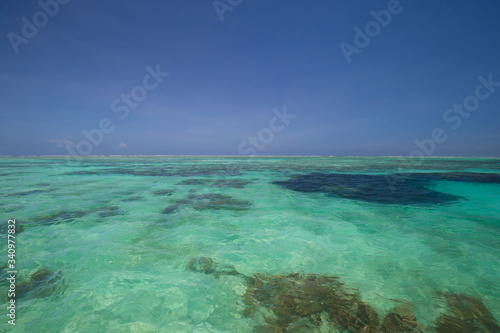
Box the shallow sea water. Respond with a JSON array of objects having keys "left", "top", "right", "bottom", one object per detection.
[{"left": 0, "top": 156, "right": 499, "bottom": 332}]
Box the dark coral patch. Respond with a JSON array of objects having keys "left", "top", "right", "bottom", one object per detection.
[
  {"left": 161, "top": 193, "right": 251, "bottom": 214},
  {"left": 152, "top": 189, "right": 175, "bottom": 196},
  {"left": 121, "top": 196, "right": 144, "bottom": 202},
  {"left": 273, "top": 173, "right": 467, "bottom": 205},
  {"left": 434, "top": 293, "right": 500, "bottom": 333},
  {"left": 176, "top": 178, "right": 250, "bottom": 188},
  {"left": 16, "top": 267, "right": 64, "bottom": 299},
  {"left": 186, "top": 257, "right": 241, "bottom": 278},
  {"left": 381, "top": 306, "right": 419, "bottom": 332},
  {"left": 212, "top": 179, "right": 250, "bottom": 189},
  {"left": 184, "top": 256, "right": 500, "bottom": 332},
  {"left": 161, "top": 198, "right": 191, "bottom": 214},
  {"left": 33, "top": 210, "right": 88, "bottom": 225},
  {"left": 6, "top": 189, "right": 53, "bottom": 197},
  {"left": 176, "top": 179, "right": 211, "bottom": 185},
  {"left": 186, "top": 257, "right": 215, "bottom": 274},
  {"left": 97, "top": 206, "right": 123, "bottom": 218},
  {"left": 190, "top": 193, "right": 251, "bottom": 211},
  {"left": 0, "top": 221, "right": 24, "bottom": 235},
  {"left": 243, "top": 273, "right": 381, "bottom": 332},
  {"left": 161, "top": 204, "right": 181, "bottom": 215}
]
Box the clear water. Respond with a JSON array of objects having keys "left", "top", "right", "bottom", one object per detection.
[{"left": 1, "top": 156, "right": 499, "bottom": 332}]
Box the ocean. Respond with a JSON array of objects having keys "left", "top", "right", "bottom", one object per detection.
[{"left": 1, "top": 156, "right": 499, "bottom": 332}]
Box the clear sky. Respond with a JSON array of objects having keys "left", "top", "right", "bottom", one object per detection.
[{"left": 1, "top": 0, "right": 499, "bottom": 156}]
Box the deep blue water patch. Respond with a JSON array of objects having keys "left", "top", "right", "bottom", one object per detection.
[{"left": 273, "top": 172, "right": 500, "bottom": 205}]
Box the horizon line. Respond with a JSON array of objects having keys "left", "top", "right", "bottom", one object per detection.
[{"left": 1, "top": 155, "right": 500, "bottom": 158}]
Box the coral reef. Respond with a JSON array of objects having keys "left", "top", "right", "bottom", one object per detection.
[
  {"left": 380, "top": 305, "right": 419, "bottom": 332},
  {"left": 184, "top": 257, "right": 500, "bottom": 332},
  {"left": 243, "top": 273, "right": 381, "bottom": 332},
  {"left": 16, "top": 267, "right": 64, "bottom": 299},
  {"left": 434, "top": 293, "right": 500, "bottom": 333}
]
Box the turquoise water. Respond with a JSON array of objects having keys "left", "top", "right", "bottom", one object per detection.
[{"left": 1, "top": 156, "right": 499, "bottom": 332}]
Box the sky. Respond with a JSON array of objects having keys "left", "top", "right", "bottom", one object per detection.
[{"left": 0, "top": 0, "right": 499, "bottom": 156}]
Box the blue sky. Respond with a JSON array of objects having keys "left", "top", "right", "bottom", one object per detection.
[{"left": 1, "top": 0, "right": 499, "bottom": 156}]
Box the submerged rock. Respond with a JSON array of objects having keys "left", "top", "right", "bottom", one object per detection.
[
  {"left": 434, "top": 293, "right": 500, "bottom": 333},
  {"left": 186, "top": 257, "right": 242, "bottom": 279},
  {"left": 16, "top": 267, "right": 64, "bottom": 298},
  {"left": 380, "top": 305, "right": 419, "bottom": 332},
  {"left": 186, "top": 257, "right": 216, "bottom": 274}
]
